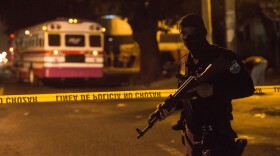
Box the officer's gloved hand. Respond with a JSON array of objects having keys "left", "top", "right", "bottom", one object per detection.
[
  {"left": 148, "top": 104, "right": 176, "bottom": 123},
  {"left": 187, "top": 83, "right": 213, "bottom": 98}
]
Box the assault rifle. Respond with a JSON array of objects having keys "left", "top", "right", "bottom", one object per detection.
[
  {"left": 136, "top": 71, "right": 205, "bottom": 139},
  {"left": 136, "top": 54, "right": 231, "bottom": 139}
]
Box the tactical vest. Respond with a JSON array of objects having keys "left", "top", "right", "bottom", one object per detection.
[{"left": 177, "top": 53, "right": 211, "bottom": 86}]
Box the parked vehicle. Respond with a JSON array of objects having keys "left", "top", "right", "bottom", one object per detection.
[{"left": 10, "top": 18, "right": 105, "bottom": 85}]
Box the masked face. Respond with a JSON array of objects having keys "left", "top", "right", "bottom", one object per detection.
[
  {"left": 179, "top": 27, "right": 195, "bottom": 49},
  {"left": 179, "top": 27, "right": 206, "bottom": 58}
]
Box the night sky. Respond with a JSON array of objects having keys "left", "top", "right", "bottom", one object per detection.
[
  {"left": 0, "top": 0, "right": 87, "bottom": 33},
  {"left": 0, "top": 0, "right": 83, "bottom": 51}
]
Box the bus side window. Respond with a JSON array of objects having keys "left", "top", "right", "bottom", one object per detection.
[
  {"left": 38, "top": 35, "right": 44, "bottom": 47},
  {"left": 48, "top": 34, "right": 60, "bottom": 46},
  {"left": 40, "top": 38, "right": 44, "bottom": 47}
]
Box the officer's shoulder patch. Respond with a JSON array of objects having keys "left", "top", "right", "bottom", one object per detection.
[{"left": 229, "top": 60, "right": 241, "bottom": 74}]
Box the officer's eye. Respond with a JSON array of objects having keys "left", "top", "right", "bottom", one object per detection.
[
  {"left": 179, "top": 27, "right": 195, "bottom": 38},
  {"left": 180, "top": 33, "right": 190, "bottom": 39}
]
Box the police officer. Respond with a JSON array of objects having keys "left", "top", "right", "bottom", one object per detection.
[{"left": 151, "top": 14, "right": 255, "bottom": 156}]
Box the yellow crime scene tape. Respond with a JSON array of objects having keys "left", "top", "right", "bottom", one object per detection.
[{"left": 0, "top": 86, "right": 279, "bottom": 104}]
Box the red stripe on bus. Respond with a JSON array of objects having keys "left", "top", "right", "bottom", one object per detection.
[
  {"left": 22, "top": 51, "right": 50, "bottom": 54},
  {"left": 20, "top": 50, "right": 104, "bottom": 55},
  {"left": 21, "top": 67, "right": 103, "bottom": 79},
  {"left": 42, "top": 67, "right": 103, "bottom": 78}
]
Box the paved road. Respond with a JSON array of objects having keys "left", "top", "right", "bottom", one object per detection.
[
  {"left": 0, "top": 98, "right": 186, "bottom": 156},
  {"left": 0, "top": 77, "right": 279, "bottom": 155}
]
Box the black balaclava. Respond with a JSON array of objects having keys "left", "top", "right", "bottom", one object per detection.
[{"left": 178, "top": 14, "right": 209, "bottom": 59}]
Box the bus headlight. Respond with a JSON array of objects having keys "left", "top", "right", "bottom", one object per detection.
[
  {"left": 54, "top": 50, "right": 59, "bottom": 55},
  {"left": 53, "top": 50, "right": 62, "bottom": 56},
  {"left": 92, "top": 50, "right": 98, "bottom": 56}
]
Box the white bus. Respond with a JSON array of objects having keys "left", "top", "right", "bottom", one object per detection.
[{"left": 11, "top": 18, "right": 104, "bottom": 85}]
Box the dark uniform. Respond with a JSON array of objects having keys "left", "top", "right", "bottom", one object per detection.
[
  {"left": 146, "top": 14, "right": 255, "bottom": 156},
  {"left": 176, "top": 44, "right": 255, "bottom": 156}
]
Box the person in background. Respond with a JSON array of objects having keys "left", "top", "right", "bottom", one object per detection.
[
  {"left": 243, "top": 56, "right": 268, "bottom": 86},
  {"left": 149, "top": 14, "right": 255, "bottom": 156}
]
